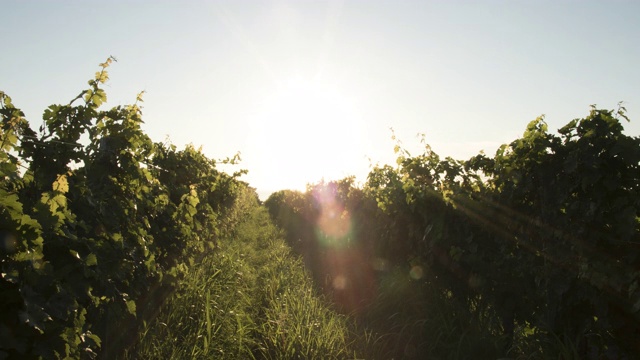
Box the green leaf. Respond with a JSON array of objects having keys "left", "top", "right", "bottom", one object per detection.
[
  {"left": 85, "top": 332, "right": 102, "bottom": 347},
  {"left": 126, "top": 300, "right": 137, "bottom": 316},
  {"left": 53, "top": 174, "right": 69, "bottom": 193},
  {"left": 83, "top": 89, "right": 93, "bottom": 103},
  {"left": 112, "top": 233, "right": 123, "bottom": 243},
  {"left": 85, "top": 253, "right": 97, "bottom": 267}
]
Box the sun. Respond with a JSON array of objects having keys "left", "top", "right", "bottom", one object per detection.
[{"left": 247, "top": 77, "right": 368, "bottom": 194}]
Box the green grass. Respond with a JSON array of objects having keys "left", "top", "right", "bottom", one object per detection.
[
  {"left": 348, "top": 266, "right": 508, "bottom": 360},
  {"left": 123, "top": 206, "right": 355, "bottom": 359},
  {"left": 123, "top": 206, "right": 587, "bottom": 359}
]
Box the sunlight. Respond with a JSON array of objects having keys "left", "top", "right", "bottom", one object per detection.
[
  {"left": 248, "top": 77, "right": 367, "bottom": 193},
  {"left": 309, "top": 182, "right": 377, "bottom": 313},
  {"left": 312, "top": 183, "right": 352, "bottom": 241}
]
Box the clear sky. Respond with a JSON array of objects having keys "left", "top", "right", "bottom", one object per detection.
[{"left": 3, "top": 1, "right": 639, "bottom": 199}]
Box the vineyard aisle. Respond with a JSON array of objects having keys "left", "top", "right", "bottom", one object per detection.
[
  {"left": 3, "top": 58, "right": 638, "bottom": 359},
  {"left": 126, "top": 205, "right": 357, "bottom": 360}
]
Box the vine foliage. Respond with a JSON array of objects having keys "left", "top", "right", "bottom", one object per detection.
[
  {"left": 267, "top": 108, "right": 640, "bottom": 358},
  {"left": 0, "top": 58, "right": 252, "bottom": 358}
]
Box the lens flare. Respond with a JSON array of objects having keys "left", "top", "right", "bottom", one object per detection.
[
  {"left": 409, "top": 265, "right": 424, "bottom": 280},
  {"left": 332, "top": 274, "right": 348, "bottom": 290},
  {"left": 310, "top": 183, "right": 377, "bottom": 314},
  {"left": 312, "top": 183, "right": 352, "bottom": 244}
]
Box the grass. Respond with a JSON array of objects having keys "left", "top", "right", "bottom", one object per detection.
[
  {"left": 348, "top": 266, "right": 508, "bottom": 360},
  {"left": 123, "top": 206, "right": 589, "bottom": 359},
  {"left": 123, "top": 206, "right": 355, "bottom": 359}
]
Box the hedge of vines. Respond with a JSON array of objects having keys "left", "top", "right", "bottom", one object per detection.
[
  {"left": 0, "top": 58, "right": 255, "bottom": 359},
  {"left": 266, "top": 108, "right": 640, "bottom": 358}
]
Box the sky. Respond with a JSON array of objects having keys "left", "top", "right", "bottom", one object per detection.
[{"left": 2, "top": 1, "right": 639, "bottom": 199}]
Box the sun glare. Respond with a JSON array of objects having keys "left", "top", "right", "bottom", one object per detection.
[{"left": 248, "top": 77, "right": 367, "bottom": 193}]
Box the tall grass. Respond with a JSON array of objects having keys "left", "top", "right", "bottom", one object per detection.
[
  {"left": 123, "top": 204, "right": 592, "bottom": 359},
  {"left": 344, "top": 264, "right": 518, "bottom": 360},
  {"left": 123, "top": 207, "right": 355, "bottom": 359}
]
